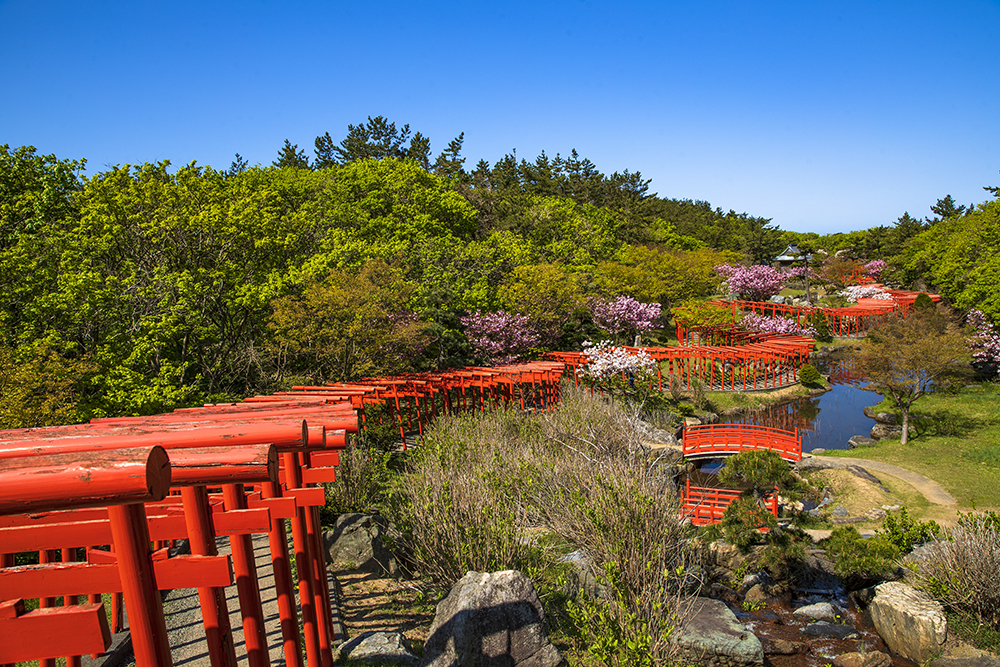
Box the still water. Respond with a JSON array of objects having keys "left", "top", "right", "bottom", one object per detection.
[{"left": 722, "top": 357, "right": 878, "bottom": 452}]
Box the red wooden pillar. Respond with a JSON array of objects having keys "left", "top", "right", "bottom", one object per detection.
[
  {"left": 222, "top": 483, "right": 270, "bottom": 667},
  {"left": 260, "top": 481, "right": 304, "bottom": 667},
  {"left": 282, "top": 452, "right": 322, "bottom": 667},
  {"left": 181, "top": 486, "right": 238, "bottom": 667},
  {"left": 108, "top": 503, "right": 174, "bottom": 667}
]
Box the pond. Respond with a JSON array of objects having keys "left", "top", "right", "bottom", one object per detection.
[{"left": 722, "top": 356, "right": 878, "bottom": 452}]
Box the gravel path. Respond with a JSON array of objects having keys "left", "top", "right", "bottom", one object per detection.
[{"left": 798, "top": 454, "right": 957, "bottom": 505}]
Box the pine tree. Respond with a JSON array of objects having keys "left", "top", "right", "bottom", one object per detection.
[{"left": 273, "top": 140, "right": 309, "bottom": 169}]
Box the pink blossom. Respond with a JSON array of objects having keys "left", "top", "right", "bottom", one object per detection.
[
  {"left": 715, "top": 264, "right": 788, "bottom": 302},
  {"left": 740, "top": 312, "right": 817, "bottom": 337},
  {"left": 590, "top": 296, "right": 662, "bottom": 339},
  {"left": 460, "top": 310, "right": 540, "bottom": 365},
  {"left": 580, "top": 340, "right": 657, "bottom": 382},
  {"left": 863, "top": 260, "right": 887, "bottom": 277},
  {"left": 967, "top": 309, "right": 1000, "bottom": 373}
]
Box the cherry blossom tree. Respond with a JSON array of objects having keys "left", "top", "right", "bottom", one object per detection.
[
  {"left": 589, "top": 296, "right": 661, "bottom": 343},
  {"left": 460, "top": 310, "right": 540, "bottom": 365},
  {"left": 715, "top": 264, "right": 788, "bottom": 302}
]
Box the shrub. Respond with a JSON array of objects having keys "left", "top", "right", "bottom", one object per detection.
[
  {"left": 906, "top": 511, "right": 1000, "bottom": 626},
  {"left": 798, "top": 363, "right": 822, "bottom": 386},
  {"left": 826, "top": 526, "right": 901, "bottom": 589},
  {"left": 321, "top": 440, "right": 393, "bottom": 521},
  {"left": 877, "top": 507, "right": 940, "bottom": 551},
  {"left": 912, "top": 292, "right": 935, "bottom": 311},
  {"left": 388, "top": 384, "right": 699, "bottom": 665},
  {"left": 811, "top": 311, "right": 832, "bottom": 343},
  {"left": 720, "top": 495, "right": 778, "bottom": 551}
]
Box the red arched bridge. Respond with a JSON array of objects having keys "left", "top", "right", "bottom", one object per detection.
[
  {"left": 679, "top": 423, "right": 800, "bottom": 526},
  {"left": 681, "top": 423, "right": 802, "bottom": 463}
]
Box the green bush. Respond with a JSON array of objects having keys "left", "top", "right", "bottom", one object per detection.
[
  {"left": 811, "top": 312, "right": 833, "bottom": 343},
  {"left": 913, "top": 292, "right": 935, "bottom": 310},
  {"left": 798, "top": 363, "right": 822, "bottom": 386},
  {"left": 720, "top": 495, "right": 778, "bottom": 551},
  {"left": 826, "top": 526, "right": 901, "bottom": 589},
  {"left": 321, "top": 440, "right": 393, "bottom": 521},
  {"left": 877, "top": 507, "right": 940, "bottom": 551}
]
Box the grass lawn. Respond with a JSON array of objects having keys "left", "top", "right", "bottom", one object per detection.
[{"left": 823, "top": 382, "right": 1000, "bottom": 512}]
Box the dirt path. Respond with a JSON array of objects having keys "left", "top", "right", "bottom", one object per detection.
[{"left": 799, "top": 454, "right": 957, "bottom": 505}]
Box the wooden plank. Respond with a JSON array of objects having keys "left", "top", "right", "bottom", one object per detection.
[
  {"left": 0, "top": 555, "right": 232, "bottom": 598},
  {"left": 247, "top": 496, "right": 296, "bottom": 519},
  {"left": 300, "top": 467, "right": 337, "bottom": 484},
  {"left": 0, "top": 603, "right": 112, "bottom": 663},
  {"left": 0, "top": 446, "right": 170, "bottom": 514}
]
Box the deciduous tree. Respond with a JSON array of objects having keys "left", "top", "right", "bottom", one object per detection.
[{"left": 856, "top": 307, "right": 968, "bottom": 444}]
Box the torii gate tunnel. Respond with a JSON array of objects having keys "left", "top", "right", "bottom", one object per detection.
[{"left": 0, "top": 360, "right": 564, "bottom": 667}]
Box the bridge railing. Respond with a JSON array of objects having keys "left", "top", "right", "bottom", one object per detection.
[
  {"left": 682, "top": 423, "right": 802, "bottom": 462},
  {"left": 680, "top": 479, "right": 779, "bottom": 526}
]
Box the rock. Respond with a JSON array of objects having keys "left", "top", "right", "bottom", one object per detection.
[
  {"left": 745, "top": 580, "right": 790, "bottom": 607},
  {"left": 695, "top": 412, "right": 720, "bottom": 425},
  {"left": 323, "top": 513, "right": 395, "bottom": 574},
  {"left": 863, "top": 406, "right": 878, "bottom": 419},
  {"left": 868, "top": 581, "right": 947, "bottom": 665},
  {"left": 800, "top": 621, "right": 859, "bottom": 640},
  {"left": 419, "top": 570, "right": 563, "bottom": 667},
  {"left": 849, "top": 586, "right": 877, "bottom": 609},
  {"left": 763, "top": 638, "right": 809, "bottom": 655},
  {"left": 870, "top": 423, "right": 915, "bottom": 440},
  {"left": 339, "top": 631, "right": 419, "bottom": 666},
  {"left": 636, "top": 420, "right": 680, "bottom": 446},
  {"left": 811, "top": 448, "right": 827, "bottom": 454},
  {"left": 770, "top": 295, "right": 787, "bottom": 304},
  {"left": 831, "top": 506, "right": 850, "bottom": 517},
  {"left": 684, "top": 416, "right": 703, "bottom": 428},
  {"left": 848, "top": 435, "right": 877, "bottom": 449},
  {"left": 833, "top": 650, "right": 892, "bottom": 667},
  {"left": 707, "top": 541, "right": 747, "bottom": 573},
  {"left": 865, "top": 508, "right": 888, "bottom": 522},
  {"left": 930, "top": 658, "right": 1000, "bottom": 667},
  {"left": 558, "top": 550, "right": 605, "bottom": 600},
  {"left": 672, "top": 598, "right": 763, "bottom": 667},
  {"left": 792, "top": 601, "right": 846, "bottom": 624},
  {"left": 874, "top": 412, "right": 897, "bottom": 425},
  {"left": 881, "top": 504, "right": 900, "bottom": 511},
  {"left": 846, "top": 464, "right": 884, "bottom": 486}
]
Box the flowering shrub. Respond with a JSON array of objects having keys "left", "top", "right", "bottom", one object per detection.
[
  {"left": 715, "top": 264, "right": 788, "bottom": 302},
  {"left": 863, "top": 259, "right": 887, "bottom": 277},
  {"left": 785, "top": 266, "right": 818, "bottom": 279},
  {"left": 460, "top": 310, "right": 540, "bottom": 365},
  {"left": 967, "top": 309, "right": 1000, "bottom": 375},
  {"left": 579, "top": 340, "right": 658, "bottom": 400},
  {"left": 589, "top": 296, "right": 661, "bottom": 341},
  {"left": 839, "top": 285, "right": 893, "bottom": 302},
  {"left": 740, "top": 312, "right": 818, "bottom": 337}
]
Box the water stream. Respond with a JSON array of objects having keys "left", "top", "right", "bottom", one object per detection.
[{"left": 704, "top": 356, "right": 918, "bottom": 666}]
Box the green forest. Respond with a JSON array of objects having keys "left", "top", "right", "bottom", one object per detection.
[{"left": 3, "top": 116, "right": 998, "bottom": 425}]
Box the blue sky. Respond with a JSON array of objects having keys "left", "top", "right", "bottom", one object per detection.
[{"left": 2, "top": 0, "right": 997, "bottom": 234}]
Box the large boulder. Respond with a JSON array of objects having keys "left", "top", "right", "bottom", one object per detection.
[
  {"left": 323, "top": 513, "right": 395, "bottom": 574},
  {"left": 672, "top": 598, "right": 763, "bottom": 667},
  {"left": 868, "top": 581, "right": 947, "bottom": 664},
  {"left": 338, "top": 631, "right": 419, "bottom": 666},
  {"left": 419, "top": 570, "right": 563, "bottom": 667}
]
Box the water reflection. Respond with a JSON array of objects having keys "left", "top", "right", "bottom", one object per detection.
[{"left": 723, "top": 356, "right": 878, "bottom": 452}]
